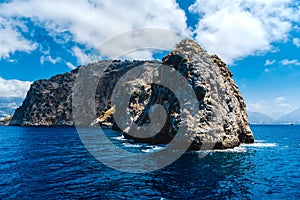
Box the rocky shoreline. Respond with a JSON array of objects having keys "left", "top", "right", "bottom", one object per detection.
[{"left": 8, "top": 40, "right": 254, "bottom": 149}]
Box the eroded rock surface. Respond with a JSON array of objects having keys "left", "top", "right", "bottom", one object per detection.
[{"left": 121, "top": 40, "right": 254, "bottom": 149}]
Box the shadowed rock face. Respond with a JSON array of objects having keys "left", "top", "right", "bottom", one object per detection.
[
  {"left": 10, "top": 71, "right": 78, "bottom": 126},
  {"left": 9, "top": 60, "right": 157, "bottom": 126},
  {"left": 10, "top": 39, "right": 254, "bottom": 149}
]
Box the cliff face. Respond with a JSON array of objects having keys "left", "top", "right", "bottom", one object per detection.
[
  {"left": 10, "top": 39, "right": 254, "bottom": 149},
  {"left": 10, "top": 60, "right": 157, "bottom": 126},
  {"left": 120, "top": 40, "right": 254, "bottom": 149},
  {"left": 10, "top": 71, "right": 77, "bottom": 126}
]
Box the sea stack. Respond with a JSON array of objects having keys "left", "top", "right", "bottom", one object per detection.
[
  {"left": 120, "top": 40, "right": 254, "bottom": 149},
  {"left": 9, "top": 39, "right": 254, "bottom": 149}
]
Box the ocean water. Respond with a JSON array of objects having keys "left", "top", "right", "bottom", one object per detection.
[{"left": 0, "top": 125, "right": 299, "bottom": 199}]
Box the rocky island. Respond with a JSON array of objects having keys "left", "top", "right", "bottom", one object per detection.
[{"left": 9, "top": 40, "right": 254, "bottom": 150}]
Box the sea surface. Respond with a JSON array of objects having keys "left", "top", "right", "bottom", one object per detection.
[{"left": 0, "top": 125, "right": 299, "bottom": 199}]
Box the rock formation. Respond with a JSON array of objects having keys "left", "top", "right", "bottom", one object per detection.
[
  {"left": 10, "top": 39, "right": 254, "bottom": 149},
  {"left": 117, "top": 40, "right": 254, "bottom": 149},
  {"left": 0, "top": 116, "right": 11, "bottom": 126},
  {"left": 10, "top": 71, "right": 77, "bottom": 126}
]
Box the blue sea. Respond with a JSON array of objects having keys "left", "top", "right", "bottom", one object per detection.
[{"left": 0, "top": 125, "right": 299, "bottom": 199}]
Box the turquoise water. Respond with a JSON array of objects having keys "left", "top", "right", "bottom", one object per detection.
[{"left": 0, "top": 125, "right": 299, "bottom": 199}]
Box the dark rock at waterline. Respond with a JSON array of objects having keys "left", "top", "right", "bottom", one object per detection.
[{"left": 9, "top": 40, "right": 254, "bottom": 149}]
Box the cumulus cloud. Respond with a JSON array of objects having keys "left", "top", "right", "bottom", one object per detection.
[
  {"left": 0, "top": 77, "right": 31, "bottom": 98},
  {"left": 280, "top": 59, "right": 300, "bottom": 66},
  {"left": 40, "top": 55, "right": 62, "bottom": 65},
  {"left": 189, "top": 0, "right": 300, "bottom": 64},
  {"left": 97, "top": 28, "right": 187, "bottom": 59},
  {"left": 293, "top": 37, "right": 300, "bottom": 47},
  {"left": 0, "top": 17, "right": 37, "bottom": 59},
  {"left": 265, "top": 59, "right": 276, "bottom": 66},
  {"left": 0, "top": 0, "right": 190, "bottom": 60},
  {"left": 1, "top": 0, "right": 299, "bottom": 64}
]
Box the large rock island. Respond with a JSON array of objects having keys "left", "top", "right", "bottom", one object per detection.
[{"left": 10, "top": 40, "right": 254, "bottom": 149}]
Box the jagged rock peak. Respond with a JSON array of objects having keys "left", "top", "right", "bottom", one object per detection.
[
  {"left": 163, "top": 39, "right": 208, "bottom": 62},
  {"left": 172, "top": 39, "right": 207, "bottom": 52}
]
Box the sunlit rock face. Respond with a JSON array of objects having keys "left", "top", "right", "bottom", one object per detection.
[{"left": 121, "top": 40, "right": 254, "bottom": 149}]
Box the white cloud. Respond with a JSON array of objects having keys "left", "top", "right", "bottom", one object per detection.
[
  {"left": 39, "top": 46, "right": 51, "bottom": 55},
  {"left": 265, "top": 59, "right": 276, "bottom": 66},
  {"left": 248, "top": 102, "right": 268, "bottom": 111},
  {"left": 273, "top": 96, "right": 292, "bottom": 109},
  {"left": 264, "top": 68, "right": 270, "bottom": 73},
  {"left": 275, "top": 96, "right": 287, "bottom": 102},
  {"left": 0, "top": 77, "right": 31, "bottom": 98},
  {"left": 189, "top": 0, "right": 300, "bottom": 64},
  {"left": 278, "top": 103, "right": 292, "bottom": 108},
  {"left": 71, "top": 46, "right": 96, "bottom": 65},
  {"left": 1, "top": 0, "right": 298, "bottom": 64},
  {"left": 248, "top": 94, "right": 294, "bottom": 113},
  {"left": 0, "top": 17, "right": 37, "bottom": 59},
  {"left": 66, "top": 62, "right": 76, "bottom": 69},
  {"left": 40, "top": 55, "right": 62, "bottom": 65},
  {"left": 7, "top": 59, "right": 16, "bottom": 63},
  {"left": 293, "top": 37, "right": 300, "bottom": 47},
  {"left": 280, "top": 59, "right": 300, "bottom": 66},
  {"left": 121, "top": 49, "right": 154, "bottom": 60},
  {"left": 247, "top": 98, "right": 295, "bottom": 114},
  {"left": 0, "top": 102, "right": 19, "bottom": 110},
  {"left": 0, "top": 0, "right": 190, "bottom": 60}
]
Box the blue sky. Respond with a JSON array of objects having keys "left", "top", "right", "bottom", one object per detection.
[{"left": 0, "top": 0, "right": 300, "bottom": 118}]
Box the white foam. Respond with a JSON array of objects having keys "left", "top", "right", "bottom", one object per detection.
[
  {"left": 196, "top": 146, "right": 247, "bottom": 154},
  {"left": 141, "top": 145, "right": 165, "bottom": 153},
  {"left": 142, "top": 149, "right": 156, "bottom": 153},
  {"left": 195, "top": 142, "right": 277, "bottom": 154},
  {"left": 112, "top": 135, "right": 127, "bottom": 141},
  {"left": 122, "top": 143, "right": 143, "bottom": 148},
  {"left": 254, "top": 140, "right": 265, "bottom": 143},
  {"left": 214, "top": 146, "right": 247, "bottom": 153},
  {"left": 241, "top": 142, "right": 277, "bottom": 147}
]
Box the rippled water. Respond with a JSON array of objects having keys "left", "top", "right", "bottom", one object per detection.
[{"left": 0, "top": 125, "right": 299, "bottom": 199}]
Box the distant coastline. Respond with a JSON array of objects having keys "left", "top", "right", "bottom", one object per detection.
[
  {"left": 250, "top": 123, "right": 300, "bottom": 126},
  {"left": 247, "top": 110, "right": 300, "bottom": 125}
]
